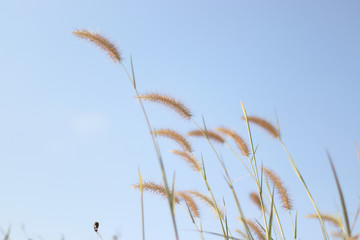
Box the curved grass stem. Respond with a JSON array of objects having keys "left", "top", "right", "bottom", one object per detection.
[
  {"left": 278, "top": 139, "right": 329, "bottom": 240},
  {"left": 120, "top": 61, "right": 179, "bottom": 240}
]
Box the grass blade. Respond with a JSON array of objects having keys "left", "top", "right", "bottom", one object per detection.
[
  {"left": 267, "top": 186, "right": 275, "bottom": 240},
  {"left": 327, "top": 151, "right": 351, "bottom": 237}
]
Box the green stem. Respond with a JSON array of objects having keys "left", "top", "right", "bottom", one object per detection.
[
  {"left": 191, "top": 119, "right": 253, "bottom": 240},
  {"left": 240, "top": 102, "right": 270, "bottom": 238},
  {"left": 120, "top": 62, "right": 179, "bottom": 240},
  {"left": 278, "top": 139, "right": 329, "bottom": 240}
]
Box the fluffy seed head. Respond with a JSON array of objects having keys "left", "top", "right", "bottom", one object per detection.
[
  {"left": 137, "top": 93, "right": 192, "bottom": 119},
  {"left": 187, "top": 130, "right": 225, "bottom": 143},
  {"left": 133, "top": 181, "right": 180, "bottom": 202},
  {"left": 216, "top": 127, "right": 249, "bottom": 156},
  {"left": 305, "top": 214, "right": 343, "bottom": 229},
  {"left": 263, "top": 167, "right": 292, "bottom": 211},
  {"left": 250, "top": 192, "right": 262, "bottom": 211},
  {"left": 244, "top": 219, "right": 266, "bottom": 240},
  {"left": 241, "top": 116, "right": 279, "bottom": 138},
  {"left": 153, "top": 129, "right": 192, "bottom": 152},
  {"left": 170, "top": 150, "right": 201, "bottom": 172},
  {"left": 176, "top": 191, "right": 200, "bottom": 218},
  {"left": 73, "top": 29, "right": 122, "bottom": 63},
  {"left": 187, "top": 190, "right": 224, "bottom": 218}
]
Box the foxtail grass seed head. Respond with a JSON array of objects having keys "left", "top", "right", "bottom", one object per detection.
[
  {"left": 263, "top": 167, "right": 292, "bottom": 211},
  {"left": 176, "top": 191, "right": 200, "bottom": 218},
  {"left": 216, "top": 127, "right": 249, "bottom": 156},
  {"left": 73, "top": 29, "right": 122, "bottom": 63},
  {"left": 153, "top": 129, "right": 192, "bottom": 152},
  {"left": 241, "top": 116, "right": 279, "bottom": 138},
  {"left": 187, "top": 190, "right": 223, "bottom": 218},
  {"left": 305, "top": 214, "right": 343, "bottom": 229},
  {"left": 170, "top": 150, "right": 201, "bottom": 172},
  {"left": 94, "top": 222, "right": 99, "bottom": 232},
  {"left": 187, "top": 130, "right": 225, "bottom": 143},
  {"left": 137, "top": 93, "right": 192, "bottom": 119},
  {"left": 250, "top": 192, "right": 262, "bottom": 211},
  {"left": 133, "top": 181, "right": 180, "bottom": 202},
  {"left": 245, "top": 219, "right": 266, "bottom": 240}
]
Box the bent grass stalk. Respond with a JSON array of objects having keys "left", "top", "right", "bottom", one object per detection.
[{"left": 279, "top": 137, "right": 329, "bottom": 240}]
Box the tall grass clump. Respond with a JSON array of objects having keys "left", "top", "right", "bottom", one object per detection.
[{"left": 73, "top": 29, "right": 359, "bottom": 240}]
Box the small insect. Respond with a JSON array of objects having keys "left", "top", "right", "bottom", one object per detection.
[{"left": 94, "top": 222, "right": 99, "bottom": 232}]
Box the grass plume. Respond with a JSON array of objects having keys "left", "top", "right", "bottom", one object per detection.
[
  {"left": 72, "top": 30, "right": 122, "bottom": 63},
  {"left": 133, "top": 181, "right": 180, "bottom": 203},
  {"left": 249, "top": 192, "right": 262, "bottom": 211},
  {"left": 263, "top": 167, "right": 292, "bottom": 211},
  {"left": 137, "top": 93, "right": 192, "bottom": 119},
  {"left": 187, "top": 190, "right": 224, "bottom": 218},
  {"left": 305, "top": 214, "right": 343, "bottom": 229},
  {"left": 238, "top": 219, "right": 265, "bottom": 240},
  {"left": 241, "top": 116, "right": 279, "bottom": 138},
  {"left": 216, "top": 127, "right": 249, "bottom": 156},
  {"left": 170, "top": 150, "right": 201, "bottom": 172},
  {"left": 187, "top": 130, "right": 225, "bottom": 143},
  {"left": 152, "top": 129, "right": 192, "bottom": 152},
  {"left": 177, "top": 191, "right": 200, "bottom": 218}
]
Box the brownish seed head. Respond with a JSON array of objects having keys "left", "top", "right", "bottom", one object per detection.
[
  {"left": 73, "top": 29, "right": 122, "bottom": 63},
  {"left": 216, "top": 127, "right": 249, "bottom": 156},
  {"left": 187, "top": 190, "right": 224, "bottom": 218},
  {"left": 153, "top": 129, "right": 192, "bottom": 152},
  {"left": 245, "top": 219, "right": 266, "bottom": 240},
  {"left": 132, "top": 181, "right": 180, "bottom": 202},
  {"left": 137, "top": 93, "right": 192, "bottom": 119},
  {"left": 237, "top": 218, "right": 266, "bottom": 240},
  {"left": 249, "top": 192, "right": 262, "bottom": 211},
  {"left": 305, "top": 213, "right": 343, "bottom": 229},
  {"left": 176, "top": 191, "right": 200, "bottom": 218},
  {"left": 187, "top": 130, "right": 225, "bottom": 143},
  {"left": 262, "top": 167, "right": 292, "bottom": 211},
  {"left": 170, "top": 150, "right": 201, "bottom": 172},
  {"left": 241, "top": 116, "right": 279, "bottom": 138}
]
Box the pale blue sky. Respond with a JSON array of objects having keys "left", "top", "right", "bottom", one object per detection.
[{"left": 1, "top": 1, "right": 360, "bottom": 239}]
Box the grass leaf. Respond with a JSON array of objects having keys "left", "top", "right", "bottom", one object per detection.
[{"left": 327, "top": 151, "right": 351, "bottom": 237}]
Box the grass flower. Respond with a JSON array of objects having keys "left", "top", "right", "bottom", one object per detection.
[{"left": 72, "top": 29, "right": 122, "bottom": 63}]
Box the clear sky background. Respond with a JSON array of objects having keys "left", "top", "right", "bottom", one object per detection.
[{"left": 1, "top": 1, "right": 359, "bottom": 239}]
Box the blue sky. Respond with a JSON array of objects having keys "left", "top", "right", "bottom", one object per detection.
[{"left": 1, "top": 0, "right": 359, "bottom": 239}]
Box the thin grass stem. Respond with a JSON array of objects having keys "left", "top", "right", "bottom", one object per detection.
[
  {"left": 120, "top": 61, "right": 179, "bottom": 240},
  {"left": 191, "top": 118, "right": 254, "bottom": 240},
  {"left": 278, "top": 139, "right": 329, "bottom": 240}
]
